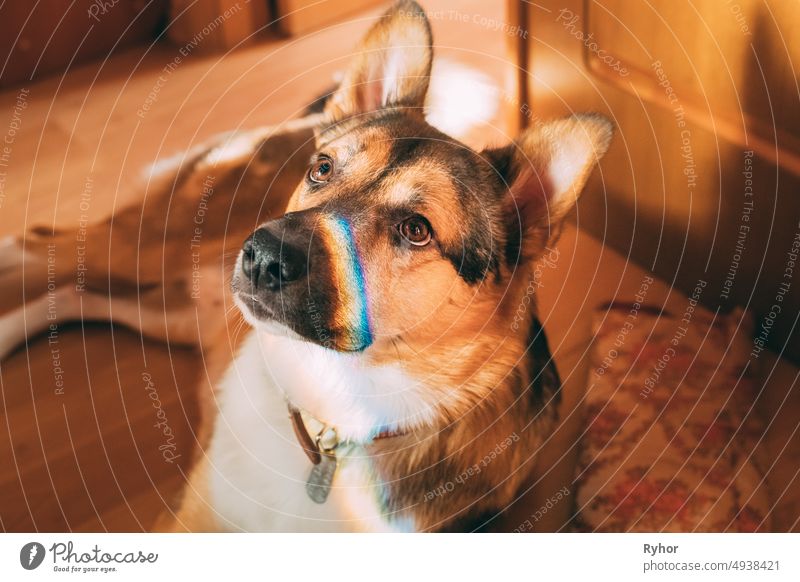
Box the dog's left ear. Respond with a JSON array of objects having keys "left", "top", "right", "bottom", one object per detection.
[
  {"left": 324, "top": 0, "right": 432, "bottom": 123},
  {"left": 484, "top": 114, "right": 614, "bottom": 257}
]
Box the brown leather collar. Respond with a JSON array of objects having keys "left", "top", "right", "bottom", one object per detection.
[
  {"left": 288, "top": 404, "right": 406, "bottom": 465},
  {"left": 289, "top": 406, "right": 324, "bottom": 465}
]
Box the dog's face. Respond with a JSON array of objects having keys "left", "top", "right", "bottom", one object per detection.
[{"left": 233, "top": 0, "right": 612, "bottom": 355}]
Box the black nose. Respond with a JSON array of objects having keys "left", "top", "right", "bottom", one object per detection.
[{"left": 241, "top": 227, "right": 308, "bottom": 291}]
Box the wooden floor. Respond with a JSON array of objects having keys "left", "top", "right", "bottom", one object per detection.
[{"left": 0, "top": 0, "right": 514, "bottom": 531}]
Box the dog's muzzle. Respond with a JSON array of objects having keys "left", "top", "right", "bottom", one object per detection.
[
  {"left": 241, "top": 225, "right": 308, "bottom": 291},
  {"left": 233, "top": 210, "right": 373, "bottom": 352}
]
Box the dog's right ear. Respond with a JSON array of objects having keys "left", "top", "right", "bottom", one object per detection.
[{"left": 323, "top": 0, "right": 433, "bottom": 125}]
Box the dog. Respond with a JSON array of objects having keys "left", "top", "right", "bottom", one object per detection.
[{"left": 0, "top": 0, "right": 612, "bottom": 532}]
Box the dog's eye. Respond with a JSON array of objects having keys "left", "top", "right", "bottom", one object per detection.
[
  {"left": 308, "top": 156, "right": 334, "bottom": 183},
  {"left": 399, "top": 215, "right": 432, "bottom": 246}
]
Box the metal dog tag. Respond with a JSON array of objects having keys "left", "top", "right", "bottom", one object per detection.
[{"left": 306, "top": 452, "right": 337, "bottom": 504}]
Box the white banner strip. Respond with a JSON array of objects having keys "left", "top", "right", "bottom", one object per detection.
[{"left": 1, "top": 533, "right": 797, "bottom": 581}]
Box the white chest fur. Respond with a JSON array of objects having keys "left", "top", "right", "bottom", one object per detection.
[{"left": 206, "top": 331, "right": 422, "bottom": 532}]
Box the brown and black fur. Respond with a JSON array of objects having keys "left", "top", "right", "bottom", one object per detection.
[{"left": 217, "top": 0, "right": 612, "bottom": 531}]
